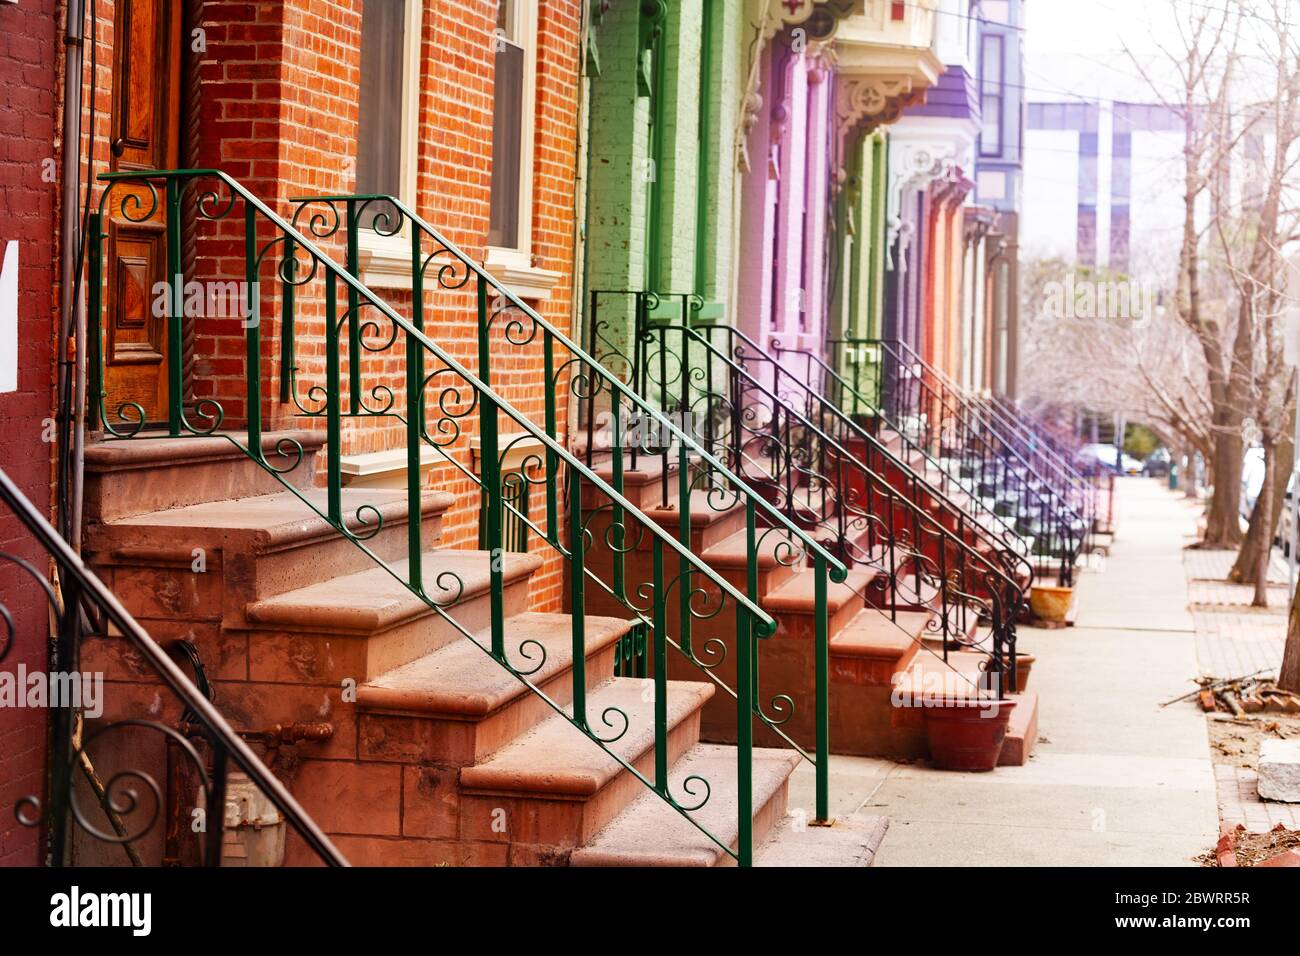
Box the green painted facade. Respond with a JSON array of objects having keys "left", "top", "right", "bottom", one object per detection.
[
  {"left": 581, "top": 0, "right": 747, "bottom": 371},
  {"left": 834, "top": 128, "right": 890, "bottom": 410}
]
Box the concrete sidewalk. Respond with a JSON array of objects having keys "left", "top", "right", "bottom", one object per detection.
[{"left": 788, "top": 478, "right": 1220, "bottom": 865}]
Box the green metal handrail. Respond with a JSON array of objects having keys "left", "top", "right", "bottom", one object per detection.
[
  {"left": 289, "top": 190, "right": 853, "bottom": 832},
  {"left": 287, "top": 194, "right": 848, "bottom": 582},
  {"left": 87, "top": 169, "right": 836, "bottom": 864}
]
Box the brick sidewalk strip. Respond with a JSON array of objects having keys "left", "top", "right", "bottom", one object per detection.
[
  {"left": 1185, "top": 548, "right": 1291, "bottom": 584},
  {"left": 1191, "top": 610, "right": 1287, "bottom": 678},
  {"left": 1187, "top": 579, "right": 1289, "bottom": 607},
  {"left": 1186, "top": 550, "right": 1298, "bottom": 835}
]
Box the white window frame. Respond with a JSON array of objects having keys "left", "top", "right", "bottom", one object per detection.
[
  {"left": 484, "top": 0, "right": 559, "bottom": 299},
  {"left": 358, "top": 0, "right": 424, "bottom": 290}
]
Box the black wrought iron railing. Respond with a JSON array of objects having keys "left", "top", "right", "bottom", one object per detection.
[
  {"left": 0, "top": 468, "right": 347, "bottom": 866},
  {"left": 890, "top": 344, "right": 1098, "bottom": 531},
  {"left": 581, "top": 291, "right": 1027, "bottom": 692},
  {"left": 805, "top": 343, "right": 1029, "bottom": 553},
  {"left": 860, "top": 338, "right": 1095, "bottom": 523},
  {"left": 829, "top": 337, "right": 1087, "bottom": 585}
]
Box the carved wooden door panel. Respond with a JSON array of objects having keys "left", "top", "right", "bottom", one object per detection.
[{"left": 101, "top": 0, "right": 182, "bottom": 425}]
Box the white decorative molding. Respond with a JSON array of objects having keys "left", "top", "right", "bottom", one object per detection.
[
  {"left": 339, "top": 445, "right": 440, "bottom": 489},
  {"left": 829, "top": 2, "right": 943, "bottom": 181},
  {"left": 762, "top": 0, "right": 865, "bottom": 42},
  {"left": 483, "top": 248, "right": 562, "bottom": 301},
  {"left": 471, "top": 432, "right": 559, "bottom": 475}
]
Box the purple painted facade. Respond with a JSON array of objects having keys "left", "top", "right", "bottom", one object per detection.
[{"left": 738, "top": 35, "right": 836, "bottom": 387}]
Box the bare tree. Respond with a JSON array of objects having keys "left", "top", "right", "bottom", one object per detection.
[
  {"left": 1212, "top": 2, "right": 1300, "bottom": 599},
  {"left": 1019, "top": 258, "right": 1215, "bottom": 465},
  {"left": 1124, "top": 2, "right": 1256, "bottom": 547}
]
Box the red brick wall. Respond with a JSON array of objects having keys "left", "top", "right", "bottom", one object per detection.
[
  {"left": 82, "top": 1, "right": 584, "bottom": 613},
  {"left": 0, "top": 0, "right": 60, "bottom": 866}
]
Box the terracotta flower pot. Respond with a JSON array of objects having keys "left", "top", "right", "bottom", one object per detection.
[
  {"left": 1029, "top": 584, "right": 1073, "bottom": 622},
  {"left": 999, "top": 653, "right": 1035, "bottom": 695},
  {"left": 923, "top": 698, "right": 1017, "bottom": 772}
]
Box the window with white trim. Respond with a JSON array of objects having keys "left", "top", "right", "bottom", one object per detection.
[
  {"left": 354, "top": 0, "right": 422, "bottom": 288},
  {"left": 486, "top": 0, "right": 558, "bottom": 298},
  {"left": 979, "top": 33, "right": 1003, "bottom": 157}
]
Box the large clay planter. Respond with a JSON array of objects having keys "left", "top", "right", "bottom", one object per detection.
[
  {"left": 923, "top": 698, "right": 1017, "bottom": 772},
  {"left": 1029, "top": 584, "right": 1073, "bottom": 622}
]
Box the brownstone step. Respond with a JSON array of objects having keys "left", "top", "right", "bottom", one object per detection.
[
  {"left": 356, "top": 611, "right": 635, "bottom": 765},
  {"left": 457, "top": 677, "right": 713, "bottom": 852},
  {"left": 84, "top": 430, "right": 325, "bottom": 521},
  {"left": 244, "top": 547, "right": 542, "bottom": 678},
  {"left": 637, "top": 491, "right": 745, "bottom": 551},
  {"left": 762, "top": 565, "right": 876, "bottom": 640},
  {"left": 569, "top": 743, "right": 799, "bottom": 866},
  {"left": 829, "top": 608, "right": 932, "bottom": 685},
  {"left": 87, "top": 488, "right": 457, "bottom": 628},
  {"left": 699, "top": 527, "right": 803, "bottom": 594},
  {"left": 999, "top": 690, "right": 1039, "bottom": 766},
  {"left": 580, "top": 452, "right": 684, "bottom": 510}
]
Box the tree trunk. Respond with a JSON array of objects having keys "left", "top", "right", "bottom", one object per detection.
[
  {"left": 1230, "top": 426, "right": 1294, "bottom": 583},
  {"left": 1204, "top": 427, "right": 1244, "bottom": 546},
  {"left": 1282, "top": 587, "right": 1300, "bottom": 693}
]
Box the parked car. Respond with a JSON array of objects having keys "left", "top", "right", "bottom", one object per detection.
[
  {"left": 1240, "top": 446, "right": 1300, "bottom": 554},
  {"left": 1276, "top": 482, "right": 1298, "bottom": 556},
  {"left": 1142, "top": 448, "right": 1172, "bottom": 477},
  {"left": 1077, "top": 443, "right": 1143, "bottom": 475}
]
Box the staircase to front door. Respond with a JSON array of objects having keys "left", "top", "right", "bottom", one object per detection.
[{"left": 81, "top": 169, "right": 883, "bottom": 866}]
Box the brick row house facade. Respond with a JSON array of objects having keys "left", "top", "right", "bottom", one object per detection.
[
  {"left": 0, "top": 0, "right": 60, "bottom": 868},
  {"left": 0, "top": 0, "right": 1067, "bottom": 870}
]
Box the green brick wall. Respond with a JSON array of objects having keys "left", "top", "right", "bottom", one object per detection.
[
  {"left": 700, "top": 0, "right": 745, "bottom": 308},
  {"left": 582, "top": 0, "right": 747, "bottom": 367},
  {"left": 655, "top": 0, "right": 701, "bottom": 295}
]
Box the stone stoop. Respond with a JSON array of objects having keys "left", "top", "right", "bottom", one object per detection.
[
  {"left": 577, "top": 485, "right": 1004, "bottom": 762},
  {"left": 999, "top": 690, "right": 1039, "bottom": 767},
  {"left": 82, "top": 431, "right": 863, "bottom": 867}
]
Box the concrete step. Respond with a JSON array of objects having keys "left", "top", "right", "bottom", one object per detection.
[
  {"left": 244, "top": 547, "right": 541, "bottom": 677},
  {"left": 458, "top": 677, "right": 714, "bottom": 850},
  {"left": 86, "top": 487, "right": 457, "bottom": 628},
  {"left": 84, "top": 430, "right": 326, "bottom": 521},
  {"left": 569, "top": 743, "right": 800, "bottom": 866},
  {"left": 356, "top": 611, "right": 634, "bottom": 765},
  {"left": 754, "top": 810, "right": 889, "bottom": 867}
]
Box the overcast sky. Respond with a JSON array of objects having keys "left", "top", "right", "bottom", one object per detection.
[{"left": 1023, "top": 0, "right": 1296, "bottom": 106}]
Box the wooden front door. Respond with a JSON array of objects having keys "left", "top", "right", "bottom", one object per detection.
[{"left": 101, "top": 0, "right": 182, "bottom": 426}]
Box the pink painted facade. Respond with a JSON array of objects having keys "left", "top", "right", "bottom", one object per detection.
[{"left": 738, "top": 38, "right": 836, "bottom": 376}]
